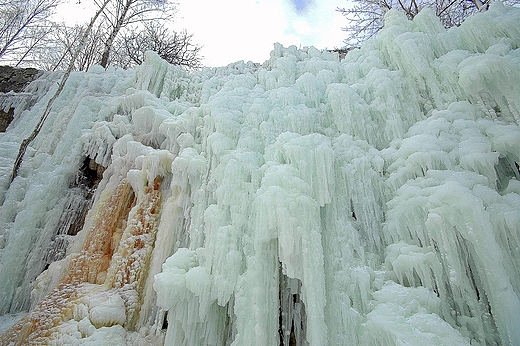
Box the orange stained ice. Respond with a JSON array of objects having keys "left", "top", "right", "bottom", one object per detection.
[
  {"left": 0, "top": 176, "right": 163, "bottom": 345},
  {"left": 60, "top": 179, "right": 137, "bottom": 285},
  {"left": 0, "top": 283, "right": 86, "bottom": 345},
  {"left": 105, "top": 176, "right": 162, "bottom": 327}
]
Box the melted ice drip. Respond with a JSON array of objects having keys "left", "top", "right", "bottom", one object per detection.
[{"left": 1, "top": 4, "right": 520, "bottom": 346}]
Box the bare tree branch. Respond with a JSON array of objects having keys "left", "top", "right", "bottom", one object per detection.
[
  {"left": 337, "top": 0, "right": 519, "bottom": 48},
  {"left": 115, "top": 21, "right": 202, "bottom": 69},
  {"left": 96, "top": 0, "right": 176, "bottom": 68},
  {"left": 2, "top": 0, "right": 201, "bottom": 73},
  {"left": 0, "top": 0, "right": 62, "bottom": 60}
]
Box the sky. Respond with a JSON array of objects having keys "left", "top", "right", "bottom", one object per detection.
[
  {"left": 56, "top": 0, "right": 348, "bottom": 67},
  {"left": 173, "top": 0, "right": 347, "bottom": 66}
]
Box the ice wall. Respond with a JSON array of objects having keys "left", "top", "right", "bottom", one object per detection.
[{"left": 1, "top": 4, "right": 520, "bottom": 345}]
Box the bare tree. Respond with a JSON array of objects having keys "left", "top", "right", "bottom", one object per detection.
[
  {"left": 68, "top": 0, "right": 201, "bottom": 70},
  {"left": 94, "top": 0, "right": 176, "bottom": 68},
  {"left": 337, "top": 0, "right": 520, "bottom": 48},
  {"left": 117, "top": 21, "right": 202, "bottom": 69},
  {"left": 2, "top": 0, "right": 201, "bottom": 71},
  {"left": 0, "top": 0, "right": 62, "bottom": 60},
  {"left": 10, "top": 0, "right": 111, "bottom": 183},
  {"left": 12, "top": 23, "right": 56, "bottom": 67},
  {"left": 34, "top": 23, "right": 107, "bottom": 71}
]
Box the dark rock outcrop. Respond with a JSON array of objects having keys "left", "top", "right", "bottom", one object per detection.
[
  {"left": 0, "top": 66, "right": 41, "bottom": 132},
  {"left": 0, "top": 66, "right": 40, "bottom": 93}
]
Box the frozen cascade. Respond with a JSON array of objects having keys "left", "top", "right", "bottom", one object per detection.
[
  {"left": 0, "top": 4, "right": 520, "bottom": 345},
  {"left": 42, "top": 158, "right": 105, "bottom": 271}
]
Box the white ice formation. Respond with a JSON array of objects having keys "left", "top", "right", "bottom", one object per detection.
[{"left": 0, "top": 4, "right": 520, "bottom": 345}]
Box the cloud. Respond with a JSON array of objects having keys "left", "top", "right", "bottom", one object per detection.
[
  {"left": 290, "top": 0, "right": 314, "bottom": 13},
  {"left": 285, "top": 0, "right": 346, "bottom": 49}
]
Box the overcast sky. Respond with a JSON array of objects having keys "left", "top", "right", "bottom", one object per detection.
[
  {"left": 56, "top": 0, "right": 348, "bottom": 67},
  {"left": 173, "top": 0, "right": 347, "bottom": 66}
]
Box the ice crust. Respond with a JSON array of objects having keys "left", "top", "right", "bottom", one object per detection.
[{"left": 1, "top": 4, "right": 520, "bottom": 345}]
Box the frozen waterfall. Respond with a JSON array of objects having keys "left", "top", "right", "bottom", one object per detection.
[{"left": 1, "top": 4, "right": 520, "bottom": 345}]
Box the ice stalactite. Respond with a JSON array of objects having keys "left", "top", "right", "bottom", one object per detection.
[{"left": 1, "top": 4, "right": 520, "bottom": 346}]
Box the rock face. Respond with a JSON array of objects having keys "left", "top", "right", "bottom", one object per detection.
[
  {"left": 0, "top": 65, "right": 41, "bottom": 132},
  {"left": 0, "top": 66, "right": 40, "bottom": 93}
]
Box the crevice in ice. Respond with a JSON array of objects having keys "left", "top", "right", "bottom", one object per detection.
[
  {"left": 279, "top": 267, "right": 308, "bottom": 346},
  {"left": 43, "top": 158, "right": 106, "bottom": 269},
  {"left": 350, "top": 199, "right": 357, "bottom": 221},
  {"left": 161, "top": 311, "right": 168, "bottom": 330},
  {"left": 224, "top": 299, "right": 237, "bottom": 346}
]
